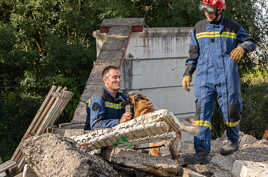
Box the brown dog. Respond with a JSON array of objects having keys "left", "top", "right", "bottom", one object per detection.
[
  {"left": 262, "top": 129, "right": 268, "bottom": 140},
  {"left": 127, "top": 93, "right": 183, "bottom": 157},
  {"left": 128, "top": 93, "right": 161, "bottom": 156}
]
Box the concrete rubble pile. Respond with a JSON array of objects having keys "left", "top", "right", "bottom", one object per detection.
[
  {"left": 21, "top": 133, "right": 120, "bottom": 177},
  {"left": 177, "top": 132, "right": 268, "bottom": 177},
  {"left": 19, "top": 126, "right": 268, "bottom": 177},
  {"left": 19, "top": 109, "right": 186, "bottom": 177}
]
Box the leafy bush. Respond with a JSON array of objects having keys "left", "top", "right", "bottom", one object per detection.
[{"left": 211, "top": 65, "right": 268, "bottom": 139}]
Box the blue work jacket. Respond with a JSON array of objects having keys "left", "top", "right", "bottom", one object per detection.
[{"left": 84, "top": 87, "right": 127, "bottom": 130}]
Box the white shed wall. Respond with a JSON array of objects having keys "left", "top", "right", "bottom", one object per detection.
[{"left": 122, "top": 27, "right": 196, "bottom": 118}]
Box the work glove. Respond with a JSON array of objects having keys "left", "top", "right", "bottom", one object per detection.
[
  {"left": 182, "top": 76, "right": 192, "bottom": 91},
  {"left": 230, "top": 45, "right": 245, "bottom": 63}
]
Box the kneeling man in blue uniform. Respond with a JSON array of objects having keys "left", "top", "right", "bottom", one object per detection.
[{"left": 84, "top": 65, "right": 133, "bottom": 130}]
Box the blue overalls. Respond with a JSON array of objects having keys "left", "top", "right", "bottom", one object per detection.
[{"left": 184, "top": 16, "right": 256, "bottom": 153}]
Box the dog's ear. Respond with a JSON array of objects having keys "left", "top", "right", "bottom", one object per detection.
[
  {"left": 134, "top": 93, "right": 148, "bottom": 102},
  {"left": 121, "top": 100, "right": 130, "bottom": 107},
  {"left": 128, "top": 93, "right": 137, "bottom": 104}
]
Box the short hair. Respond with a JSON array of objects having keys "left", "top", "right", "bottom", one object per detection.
[{"left": 102, "top": 65, "right": 120, "bottom": 78}]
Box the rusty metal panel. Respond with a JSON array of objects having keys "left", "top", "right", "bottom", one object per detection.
[{"left": 125, "top": 27, "right": 192, "bottom": 59}]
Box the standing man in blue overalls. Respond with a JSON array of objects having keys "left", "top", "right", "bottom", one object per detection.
[{"left": 182, "top": 0, "right": 256, "bottom": 164}]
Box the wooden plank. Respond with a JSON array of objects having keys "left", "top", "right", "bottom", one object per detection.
[
  {"left": 38, "top": 89, "right": 73, "bottom": 134},
  {"left": 17, "top": 158, "right": 25, "bottom": 172},
  {"left": 31, "top": 86, "right": 62, "bottom": 134},
  {"left": 14, "top": 87, "right": 61, "bottom": 166},
  {"left": 0, "top": 160, "right": 16, "bottom": 173},
  {"left": 49, "top": 90, "right": 73, "bottom": 126},
  {"left": 35, "top": 90, "right": 63, "bottom": 135},
  {"left": 13, "top": 87, "right": 60, "bottom": 163},
  {"left": 46, "top": 89, "right": 67, "bottom": 128},
  {"left": 11, "top": 86, "right": 57, "bottom": 162}
]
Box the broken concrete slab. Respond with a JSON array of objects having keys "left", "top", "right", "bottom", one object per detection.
[
  {"left": 63, "top": 129, "right": 86, "bottom": 138},
  {"left": 239, "top": 134, "right": 258, "bottom": 147},
  {"left": 71, "top": 102, "right": 87, "bottom": 123},
  {"left": 14, "top": 169, "right": 37, "bottom": 177},
  {"left": 211, "top": 169, "right": 231, "bottom": 177},
  {"left": 101, "top": 18, "right": 145, "bottom": 27},
  {"left": 71, "top": 110, "right": 190, "bottom": 151},
  {"left": 79, "top": 83, "right": 104, "bottom": 102},
  {"left": 97, "top": 50, "right": 125, "bottom": 61},
  {"left": 232, "top": 160, "right": 268, "bottom": 177},
  {"left": 101, "top": 38, "right": 128, "bottom": 51},
  {"left": 104, "top": 147, "right": 181, "bottom": 177},
  {"left": 210, "top": 154, "right": 233, "bottom": 171},
  {"left": 47, "top": 128, "right": 87, "bottom": 138},
  {"left": 21, "top": 133, "right": 120, "bottom": 177},
  {"left": 234, "top": 140, "right": 268, "bottom": 162},
  {"left": 182, "top": 168, "right": 206, "bottom": 177}
]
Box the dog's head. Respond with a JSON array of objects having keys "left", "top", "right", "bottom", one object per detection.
[
  {"left": 128, "top": 93, "right": 149, "bottom": 105},
  {"left": 127, "top": 93, "right": 154, "bottom": 118}
]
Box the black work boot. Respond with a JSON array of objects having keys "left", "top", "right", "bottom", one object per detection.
[
  {"left": 220, "top": 142, "right": 239, "bottom": 156},
  {"left": 184, "top": 149, "right": 209, "bottom": 164}
]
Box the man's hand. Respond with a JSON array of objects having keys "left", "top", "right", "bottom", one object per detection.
[
  {"left": 230, "top": 45, "right": 245, "bottom": 63},
  {"left": 145, "top": 101, "right": 154, "bottom": 110},
  {"left": 120, "top": 112, "right": 132, "bottom": 123},
  {"left": 182, "top": 76, "right": 191, "bottom": 91}
]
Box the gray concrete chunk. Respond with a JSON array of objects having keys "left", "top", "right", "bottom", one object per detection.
[
  {"left": 101, "top": 18, "right": 145, "bottom": 27},
  {"left": 21, "top": 133, "right": 120, "bottom": 177},
  {"left": 232, "top": 160, "right": 268, "bottom": 177}
]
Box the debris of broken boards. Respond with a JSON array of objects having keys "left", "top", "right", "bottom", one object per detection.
[
  {"left": 0, "top": 160, "right": 16, "bottom": 174},
  {"left": 10, "top": 85, "right": 73, "bottom": 172}
]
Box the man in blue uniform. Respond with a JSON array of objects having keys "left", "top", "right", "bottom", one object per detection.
[
  {"left": 182, "top": 0, "right": 256, "bottom": 163},
  {"left": 84, "top": 65, "right": 132, "bottom": 130}
]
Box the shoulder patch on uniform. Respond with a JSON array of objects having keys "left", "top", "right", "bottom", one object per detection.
[
  {"left": 92, "top": 102, "right": 100, "bottom": 111},
  {"left": 87, "top": 99, "right": 91, "bottom": 107}
]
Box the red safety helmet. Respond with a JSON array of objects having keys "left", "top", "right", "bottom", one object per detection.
[{"left": 200, "top": 0, "right": 226, "bottom": 13}]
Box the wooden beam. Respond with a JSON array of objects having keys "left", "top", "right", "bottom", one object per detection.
[
  {"left": 0, "top": 160, "right": 16, "bottom": 173},
  {"left": 11, "top": 86, "right": 57, "bottom": 163}
]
